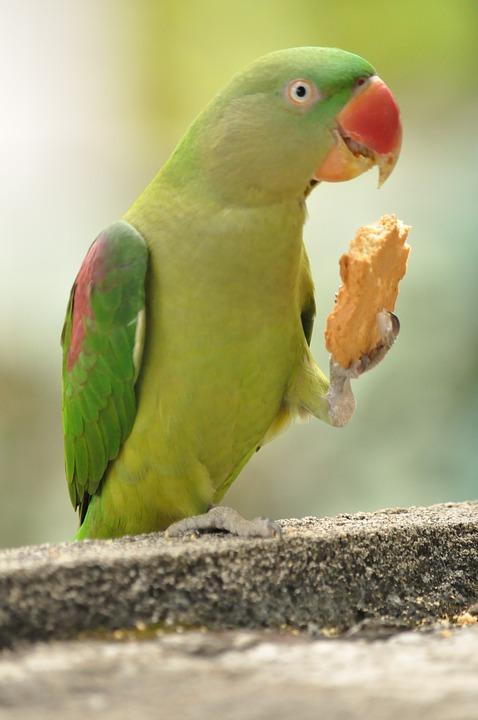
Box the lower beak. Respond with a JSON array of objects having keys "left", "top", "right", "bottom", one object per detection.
[{"left": 314, "top": 76, "right": 402, "bottom": 187}]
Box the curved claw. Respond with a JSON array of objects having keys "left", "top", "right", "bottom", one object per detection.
[
  {"left": 389, "top": 311, "right": 400, "bottom": 337},
  {"left": 352, "top": 310, "right": 400, "bottom": 376},
  {"left": 377, "top": 309, "right": 400, "bottom": 349}
]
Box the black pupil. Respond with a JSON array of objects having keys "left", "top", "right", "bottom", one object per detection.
[{"left": 295, "top": 84, "right": 307, "bottom": 98}]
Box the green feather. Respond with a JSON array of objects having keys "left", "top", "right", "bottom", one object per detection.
[
  {"left": 113, "top": 391, "right": 128, "bottom": 438},
  {"left": 109, "top": 329, "right": 135, "bottom": 379},
  {"left": 84, "top": 421, "right": 106, "bottom": 490},
  {"left": 79, "top": 387, "right": 101, "bottom": 422},
  {"left": 92, "top": 284, "right": 122, "bottom": 320},
  {"left": 74, "top": 436, "right": 89, "bottom": 491},
  {"left": 86, "top": 369, "right": 110, "bottom": 409},
  {"left": 65, "top": 398, "right": 83, "bottom": 438},
  {"left": 64, "top": 436, "right": 75, "bottom": 485},
  {"left": 122, "top": 387, "right": 136, "bottom": 432},
  {"left": 61, "top": 220, "right": 148, "bottom": 511},
  {"left": 100, "top": 399, "right": 121, "bottom": 460}
]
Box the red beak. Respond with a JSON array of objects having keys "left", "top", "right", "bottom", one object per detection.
[{"left": 314, "top": 76, "right": 402, "bottom": 186}]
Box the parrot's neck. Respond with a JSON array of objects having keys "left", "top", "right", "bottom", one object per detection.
[
  {"left": 144, "top": 102, "right": 318, "bottom": 208},
  {"left": 125, "top": 162, "right": 308, "bottom": 303},
  {"left": 124, "top": 111, "right": 314, "bottom": 297}
]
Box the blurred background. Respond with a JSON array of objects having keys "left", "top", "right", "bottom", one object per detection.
[{"left": 0, "top": 0, "right": 476, "bottom": 547}]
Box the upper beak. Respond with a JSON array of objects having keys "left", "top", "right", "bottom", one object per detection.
[{"left": 314, "top": 76, "right": 402, "bottom": 187}]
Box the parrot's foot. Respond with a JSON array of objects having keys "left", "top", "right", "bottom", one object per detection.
[
  {"left": 165, "top": 506, "right": 282, "bottom": 539},
  {"left": 327, "top": 361, "right": 356, "bottom": 427},
  {"left": 327, "top": 311, "right": 400, "bottom": 427}
]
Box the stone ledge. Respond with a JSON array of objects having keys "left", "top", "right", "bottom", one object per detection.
[
  {"left": 1, "top": 502, "right": 477, "bottom": 647},
  {"left": 2, "top": 626, "right": 478, "bottom": 720}
]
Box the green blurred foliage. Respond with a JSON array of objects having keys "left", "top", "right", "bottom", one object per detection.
[
  {"left": 0, "top": 0, "right": 476, "bottom": 547},
  {"left": 130, "top": 0, "right": 477, "bottom": 133}
]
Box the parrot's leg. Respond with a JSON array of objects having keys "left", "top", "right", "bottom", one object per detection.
[
  {"left": 165, "top": 506, "right": 282, "bottom": 539},
  {"left": 295, "top": 311, "right": 399, "bottom": 428}
]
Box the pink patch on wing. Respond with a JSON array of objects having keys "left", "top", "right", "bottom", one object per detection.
[{"left": 67, "top": 234, "right": 109, "bottom": 371}]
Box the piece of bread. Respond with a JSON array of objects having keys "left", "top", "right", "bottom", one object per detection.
[{"left": 325, "top": 214, "right": 410, "bottom": 368}]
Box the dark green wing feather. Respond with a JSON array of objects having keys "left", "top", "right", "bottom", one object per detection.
[{"left": 61, "top": 220, "right": 148, "bottom": 511}]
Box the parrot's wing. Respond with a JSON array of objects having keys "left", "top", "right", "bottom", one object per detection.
[{"left": 61, "top": 220, "right": 148, "bottom": 514}]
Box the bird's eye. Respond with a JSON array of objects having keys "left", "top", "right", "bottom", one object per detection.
[
  {"left": 354, "top": 76, "right": 371, "bottom": 90},
  {"left": 285, "top": 79, "right": 320, "bottom": 107}
]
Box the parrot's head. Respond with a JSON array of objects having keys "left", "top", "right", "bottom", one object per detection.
[{"left": 179, "top": 47, "right": 401, "bottom": 204}]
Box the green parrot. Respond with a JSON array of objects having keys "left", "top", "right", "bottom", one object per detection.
[{"left": 61, "top": 47, "right": 402, "bottom": 541}]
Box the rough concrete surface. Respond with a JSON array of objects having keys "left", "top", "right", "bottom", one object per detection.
[
  {"left": 1, "top": 626, "right": 478, "bottom": 720},
  {"left": 1, "top": 502, "right": 478, "bottom": 719},
  {"left": 1, "top": 502, "right": 478, "bottom": 647}
]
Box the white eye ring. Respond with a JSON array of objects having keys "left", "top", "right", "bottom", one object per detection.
[{"left": 285, "top": 79, "right": 320, "bottom": 107}]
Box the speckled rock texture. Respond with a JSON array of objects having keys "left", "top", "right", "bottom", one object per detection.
[
  {"left": 1, "top": 502, "right": 477, "bottom": 648},
  {"left": 1, "top": 626, "right": 478, "bottom": 720}
]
